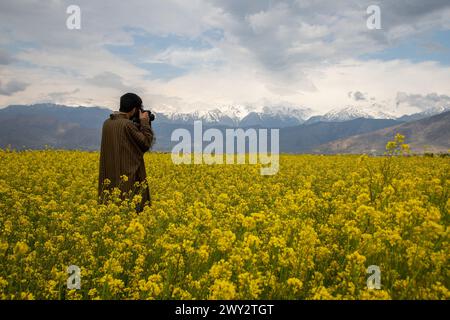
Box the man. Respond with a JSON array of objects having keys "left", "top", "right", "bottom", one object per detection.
[{"left": 98, "top": 93, "right": 154, "bottom": 212}]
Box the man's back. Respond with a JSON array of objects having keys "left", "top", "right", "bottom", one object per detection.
[{"left": 98, "top": 112, "right": 154, "bottom": 211}]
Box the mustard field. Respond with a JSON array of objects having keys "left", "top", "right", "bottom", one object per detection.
[{"left": 0, "top": 148, "right": 448, "bottom": 299}]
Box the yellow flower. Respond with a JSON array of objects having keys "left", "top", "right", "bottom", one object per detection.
[
  {"left": 13, "top": 241, "right": 29, "bottom": 256},
  {"left": 197, "top": 245, "right": 210, "bottom": 261},
  {"left": 287, "top": 278, "right": 303, "bottom": 294},
  {"left": 126, "top": 219, "right": 146, "bottom": 241},
  {"left": 0, "top": 149, "right": 447, "bottom": 300},
  {"left": 0, "top": 242, "right": 8, "bottom": 256},
  {"left": 209, "top": 279, "right": 236, "bottom": 300}
]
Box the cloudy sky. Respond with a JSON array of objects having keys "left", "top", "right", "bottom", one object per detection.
[{"left": 1, "top": 0, "right": 450, "bottom": 115}]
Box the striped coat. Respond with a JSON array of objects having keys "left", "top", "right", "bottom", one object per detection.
[{"left": 98, "top": 112, "right": 154, "bottom": 211}]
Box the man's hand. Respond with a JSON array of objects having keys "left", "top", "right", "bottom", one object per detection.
[{"left": 139, "top": 110, "right": 149, "bottom": 123}]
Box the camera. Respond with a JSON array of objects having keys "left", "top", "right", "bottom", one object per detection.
[{"left": 131, "top": 105, "right": 155, "bottom": 125}]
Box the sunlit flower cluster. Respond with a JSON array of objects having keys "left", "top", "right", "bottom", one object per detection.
[{"left": 0, "top": 146, "right": 448, "bottom": 299}]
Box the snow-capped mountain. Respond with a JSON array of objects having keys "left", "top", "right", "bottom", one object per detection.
[
  {"left": 306, "top": 106, "right": 396, "bottom": 124},
  {"left": 164, "top": 111, "right": 197, "bottom": 123},
  {"left": 163, "top": 109, "right": 238, "bottom": 126},
  {"left": 159, "top": 105, "right": 314, "bottom": 127},
  {"left": 222, "top": 105, "right": 248, "bottom": 121},
  {"left": 2, "top": 103, "right": 448, "bottom": 152},
  {"left": 240, "top": 106, "right": 314, "bottom": 127},
  {"left": 397, "top": 105, "right": 450, "bottom": 122},
  {"left": 421, "top": 105, "right": 450, "bottom": 116},
  {"left": 200, "top": 108, "right": 240, "bottom": 126},
  {"left": 263, "top": 106, "right": 313, "bottom": 122},
  {"left": 157, "top": 104, "right": 449, "bottom": 127}
]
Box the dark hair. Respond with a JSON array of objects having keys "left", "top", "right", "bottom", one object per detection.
[{"left": 120, "top": 93, "right": 142, "bottom": 113}]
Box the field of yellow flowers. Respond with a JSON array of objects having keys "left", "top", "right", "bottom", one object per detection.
[{"left": 0, "top": 145, "right": 448, "bottom": 300}]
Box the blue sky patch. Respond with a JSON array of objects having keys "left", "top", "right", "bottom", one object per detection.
[{"left": 361, "top": 30, "right": 450, "bottom": 65}]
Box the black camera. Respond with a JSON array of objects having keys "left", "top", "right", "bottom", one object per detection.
[{"left": 131, "top": 106, "right": 155, "bottom": 124}]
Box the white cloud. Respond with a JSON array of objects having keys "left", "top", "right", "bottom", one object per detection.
[
  {"left": 0, "top": 0, "right": 449, "bottom": 116},
  {"left": 149, "top": 47, "right": 223, "bottom": 68},
  {"left": 300, "top": 59, "right": 450, "bottom": 114},
  {"left": 396, "top": 92, "right": 450, "bottom": 111}
]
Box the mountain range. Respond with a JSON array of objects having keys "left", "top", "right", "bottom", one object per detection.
[
  {"left": 0, "top": 103, "right": 448, "bottom": 154},
  {"left": 314, "top": 110, "right": 450, "bottom": 154},
  {"left": 158, "top": 105, "right": 314, "bottom": 127}
]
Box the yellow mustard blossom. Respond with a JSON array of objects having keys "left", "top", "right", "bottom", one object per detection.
[{"left": 0, "top": 149, "right": 447, "bottom": 300}]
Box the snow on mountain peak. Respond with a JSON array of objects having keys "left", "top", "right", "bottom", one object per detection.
[
  {"left": 421, "top": 105, "right": 450, "bottom": 115},
  {"left": 157, "top": 103, "right": 428, "bottom": 127},
  {"left": 322, "top": 105, "right": 396, "bottom": 121},
  {"left": 159, "top": 104, "right": 313, "bottom": 125}
]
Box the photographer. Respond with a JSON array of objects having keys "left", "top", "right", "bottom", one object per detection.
[{"left": 98, "top": 93, "right": 155, "bottom": 212}]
